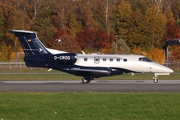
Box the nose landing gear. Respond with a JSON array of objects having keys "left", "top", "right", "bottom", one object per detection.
[
  {"left": 153, "top": 74, "right": 158, "bottom": 83},
  {"left": 153, "top": 77, "right": 158, "bottom": 83}
]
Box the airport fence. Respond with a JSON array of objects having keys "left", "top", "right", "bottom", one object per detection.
[
  {"left": 164, "top": 62, "right": 180, "bottom": 71},
  {"left": 0, "top": 62, "right": 45, "bottom": 71}
]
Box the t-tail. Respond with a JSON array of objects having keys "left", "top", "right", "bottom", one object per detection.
[
  {"left": 10, "top": 30, "right": 49, "bottom": 56},
  {"left": 10, "top": 30, "right": 77, "bottom": 68},
  {"left": 9, "top": 30, "right": 51, "bottom": 67}
]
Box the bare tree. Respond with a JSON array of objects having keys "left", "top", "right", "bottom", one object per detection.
[
  {"left": 33, "top": 0, "right": 43, "bottom": 19},
  {"left": 154, "top": 0, "right": 164, "bottom": 12}
]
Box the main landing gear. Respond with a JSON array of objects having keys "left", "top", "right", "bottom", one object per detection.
[{"left": 82, "top": 76, "right": 93, "bottom": 83}]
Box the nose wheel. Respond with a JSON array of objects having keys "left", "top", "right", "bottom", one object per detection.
[{"left": 153, "top": 77, "right": 158, "bottom": 83}]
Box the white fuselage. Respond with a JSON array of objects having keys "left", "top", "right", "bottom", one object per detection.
[
  {"left": 47, "top": 48, "right": 173, "bottom": 74},
  {"left": 75, "top": 54, "right": 173, "bottom": 74}
]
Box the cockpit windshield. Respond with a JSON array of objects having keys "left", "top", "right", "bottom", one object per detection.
[{"left": 139, "top": 57, "right": 153, "bottom": 62}]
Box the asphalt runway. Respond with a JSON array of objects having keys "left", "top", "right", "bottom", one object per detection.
[{"left": 0, "top": 80, "right": 180, "bottom": 92}]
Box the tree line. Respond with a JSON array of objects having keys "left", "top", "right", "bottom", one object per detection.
[{"left": 0, "top": 0, "right": 180, "bottom": 63}]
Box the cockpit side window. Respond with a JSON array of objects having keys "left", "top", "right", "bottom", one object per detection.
[{"left": 139, "top": 57, "right": 152, "bottom": 62}]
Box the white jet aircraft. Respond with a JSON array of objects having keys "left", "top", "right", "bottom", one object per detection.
[{"left": 9, "top": 30, "right": 173, "bottom": 83}]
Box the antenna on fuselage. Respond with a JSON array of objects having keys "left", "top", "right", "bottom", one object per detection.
[{"left": 81, "top": 51, "right": 86, "bottom": 54}]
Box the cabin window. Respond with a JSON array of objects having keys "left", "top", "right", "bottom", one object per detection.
[
  {"left": 84, "top": 58, "right": 88, "bottom": 61},
  {"left": 94, "top": 56, "right": 100, "bottom": 64},
  {"left": 123, "top": 59, "right": 127, "bottom": 62},
  {"left": 117, "top": 58, "right": 120, "bottom": 62},
  {"left": 103, "top": 58, "right": 106, "bottom": 61},
  {"left": 110, "top": 58, "right": 113, "bottom": 62}
]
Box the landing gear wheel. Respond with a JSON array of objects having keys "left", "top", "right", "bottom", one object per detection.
[
  {"left": 153, "top": 77, "right": 158, "bottom": 83},
  {"left": 82, "top": 78, "right": 91, "bottom": 83}
]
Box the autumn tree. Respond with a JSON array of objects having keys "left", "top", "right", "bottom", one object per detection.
[
  {"left": 112, "top": 38, "right": 130, "bottom": 54},
  {"left": 33, "top": 0, "right": 57, "bottom": 46},
  {"left": 165, "top": 20, "right": 180, "bottom": 63},
  {"left": 128, "top": 8, "right": 145, "bottom": 49},
  {"left": 74, "top": 0, "right": 98, "bottom": 28},
  {"left": 171, "top": 0, "right": 180, "bottom": 20},
  {"left": 51, "top": 0, "right": 73, "bottom": 29},
  {"left": 127, "top": 0, "right": 151, "bottom": 14},
  {"left": 0, "top": 43, "right": 16, "bottom": 62},
  {"left": 117, "top": 0, "right": 132, "bottom": 41},
  {"left": 27, "top": 0, "right": 45, "bottom": 20},
  {"left": 50, "top": 28, "right": 81, "bottom": 53},
  {"left": 68, "top": 13, "right": 82, "bottom": 37},
  {"left": 1, "top": 0, "right": 32, "bottom": 13},
  {"left": 0, "top": 1, "right": 31, "bottom": 61},
  {"left": 117, "top": 1, "right": 166, "bottom": 51},
  {"left": 165, "top": 20, "right": 180, "bottom": 40},
  {"left": 93, "top": 0, "right": 116, "bottom": 34},
  {"left": 170, "top": 46, "right": 180, "bottom": 62},
  {"left": 144, "top": 6, "right": 166, "bottom": 49},
  {"left": 76, "top": 26, "right": 114, "bottom": 53},
  {"left": 95, "top": 29, "right": 114, "bottom": 53},
  {"left": 0, "top": 14, "right": 4, "bottom": 39},
  {"left": 132, "top": 47, "right": 165, "bottom": 64},
  {"left": 117, "top": 1, "right": 146, "bottom": 50},
  {"left": 0, "top": 0, "right": 180, "bottom": 62},
  {"left": 146, "top": 48, "right": 165, "bottom": 64}
]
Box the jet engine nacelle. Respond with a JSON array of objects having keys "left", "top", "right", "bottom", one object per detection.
[{"left": 48, "top": 53, "right": 77, "bottom": 65}]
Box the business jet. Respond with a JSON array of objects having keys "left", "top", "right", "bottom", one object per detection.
[{"left": 9, "top": 30, "right": 173, "bottom": 83}]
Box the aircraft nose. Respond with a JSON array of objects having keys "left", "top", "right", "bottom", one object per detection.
[
  {"left": 160, "top": 65, "right": 174, "bottom": 73},
  {"left": 150, "top": 63, "right": 174, "bottom": 73},
  {"left": 165, "top": 67, "right": 173, "bottom": 73}
]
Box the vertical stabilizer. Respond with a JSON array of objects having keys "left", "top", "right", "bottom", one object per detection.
[{"left": 9, "top": 30, "right": 50, "bottom": 56}]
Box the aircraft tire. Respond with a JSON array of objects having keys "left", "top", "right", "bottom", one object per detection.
[
  {"left": 82, "top": 78, "right": 91, "bottom": 83},
  {"left": 153, "top": 78, "right": 158, "bottom": 83}
]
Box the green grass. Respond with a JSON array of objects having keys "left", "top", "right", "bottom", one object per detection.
[
  {"left": 0, "top": 68, "right": 179, "bottom": 81},
  {"left": 0, "top": 92, "right": 180, "bottom": 120},
  {"left": 0, "top": 72, "right": 179, "bottom": 81},
  {"left": 0, "top": 71, "right": 179, "bottom": 120},
  {"left": 0, "top": 73, "right": 81, "bottom": 81}
]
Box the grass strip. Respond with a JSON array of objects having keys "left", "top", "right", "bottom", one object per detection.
[
  {"left": 0, "top": 92, "right": 180, "bottom": 120},
  {"left": 0, "top": 73, "right": 179, "bottom": 81}
]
